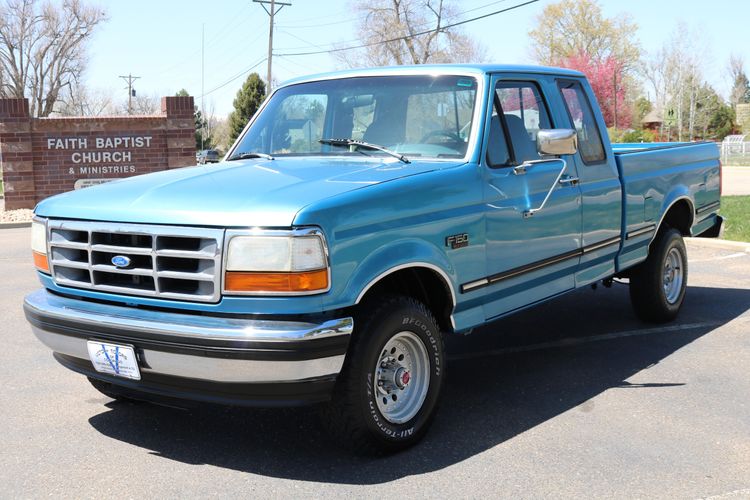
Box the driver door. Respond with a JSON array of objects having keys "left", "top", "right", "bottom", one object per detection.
[{"left": 478, "top": 75, "right": 583, "bottom": 320}]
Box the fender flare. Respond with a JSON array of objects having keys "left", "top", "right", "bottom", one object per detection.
[
  {"left": 342, "top": 239, "right": 457, "bottom": 309},
  {"left": 653, "top": 189, "right": 695, "bottom": 242}
]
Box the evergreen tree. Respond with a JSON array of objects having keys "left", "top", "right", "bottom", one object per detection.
[
  {"left": 176, "top": 89, "right": 212, "bottom": 150},
  {"left": 228, "top": 73, "right": 266, "bottom": 145}
]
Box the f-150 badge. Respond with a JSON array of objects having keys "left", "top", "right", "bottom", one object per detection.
[{"left": 446, "top": 233, "right": 469, "bottom": 249}]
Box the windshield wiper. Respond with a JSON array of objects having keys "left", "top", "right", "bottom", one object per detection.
[
  {"left": 319, "top": 138, "right": 410, "bottom": 164},
  {"left": 227, "top": 151, "right": 274, "bottom": 161}
]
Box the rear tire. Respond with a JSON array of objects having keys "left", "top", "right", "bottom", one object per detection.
[
  {"left": 321, "top": 295, "right": 445, "bottom": 455},
  {"left": 629, "top": 227, "right": 688, "bottom": 323}
]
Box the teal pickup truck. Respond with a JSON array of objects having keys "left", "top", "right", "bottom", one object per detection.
[{"left": 24, "top": 64, "right": 722, "bottom": 453}]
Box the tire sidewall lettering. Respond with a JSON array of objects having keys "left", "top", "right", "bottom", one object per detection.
[{"left": 364, "top": 309, "right": 443, "bottom": 442}]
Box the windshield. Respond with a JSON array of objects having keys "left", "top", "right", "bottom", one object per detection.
[{"left": 232, "top": 74, "right": 479, "bottom": 160}]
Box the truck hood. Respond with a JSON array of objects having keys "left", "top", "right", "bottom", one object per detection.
[{"left": 35, "top": 156, "right": 462, "bottom": 227}]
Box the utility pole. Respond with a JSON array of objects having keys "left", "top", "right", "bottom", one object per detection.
[
  {"left": 119, "top": 73, "right": 141, "bottom": 115},
  {"left": 253, "top": 0, "right": 291, "bottom": 91},
  {"left": 613, "top": 70, "right": 618, "bottom": 130},
  {"left": 201, "top": 23, "right": 205, "bottom": 151}
]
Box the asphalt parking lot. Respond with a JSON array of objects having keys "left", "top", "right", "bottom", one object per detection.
[{"left": 1, "top": 226, "right": 749, "bottom": 498}]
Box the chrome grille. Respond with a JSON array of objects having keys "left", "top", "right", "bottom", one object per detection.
[{"left": 47, "top": 220, "right": 224, "bottom": 303}]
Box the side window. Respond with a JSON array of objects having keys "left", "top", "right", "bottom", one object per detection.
[
  {"left": 486, "top": 81, "right": 551, "bottom": 167},
  {"left": 495, "top": 82, "right": 551, "bottom": 143},
  {"left": 558, "top": 81, "right": 606, "bottom": 164}
]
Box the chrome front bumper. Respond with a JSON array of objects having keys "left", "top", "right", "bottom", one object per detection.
[{"left": 24, "top": 289, "right": 353, "bottom": 405}]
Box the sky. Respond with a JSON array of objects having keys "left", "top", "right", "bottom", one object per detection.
[{"left": 83, "top": 0, "right": 750, "bottom": 118}]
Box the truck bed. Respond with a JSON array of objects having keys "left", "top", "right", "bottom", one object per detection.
[{"left": 613, "top": 141, "right": 721, "bottom": 271}]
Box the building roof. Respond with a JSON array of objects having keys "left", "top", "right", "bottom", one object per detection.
[{"left": 642, "top": 110, "right": 663, "bottom": 124}]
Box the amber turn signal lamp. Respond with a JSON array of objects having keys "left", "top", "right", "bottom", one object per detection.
[
  {"left": 225, "top": 269, "right": 328, "bottom": 293},
  {"left": 33, "top": 251, "right": 50, "bottom": 273}
]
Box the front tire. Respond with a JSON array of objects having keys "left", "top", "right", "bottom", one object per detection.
[
  {"left": 321, "top": 295, "right": 445, "bottom": 454},
  {"left": 629, "top": 227, "right": 688, "bottom": 322}
]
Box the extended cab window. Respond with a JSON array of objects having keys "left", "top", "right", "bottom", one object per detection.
[
  {"left": 486, "top": 81, "right": 551, "bottom": 167},
  {"left": 558, "top": 80, "right": 606, "bottom": 164}
]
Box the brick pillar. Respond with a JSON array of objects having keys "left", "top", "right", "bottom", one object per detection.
[
  {"left": 0, "top": 98, "right": 34, "bottom": 210},
  {"left": 162, "top": 96, "right": 196, "bottom": 169}
]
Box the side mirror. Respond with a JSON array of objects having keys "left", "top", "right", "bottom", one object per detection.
[{"left": 537, "top": 129, "right": 578, "bottom": 156}]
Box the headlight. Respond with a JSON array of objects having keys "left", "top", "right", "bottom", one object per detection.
[
  {"left": 31, "top": 218, "right": 50, "bottom": 273},
  {"left": 224, "top": 229, "right": 329, "bottom": 294}
]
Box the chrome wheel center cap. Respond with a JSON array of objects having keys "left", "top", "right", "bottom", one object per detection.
[{"left": 395, "top": 367, "right": 410, "bottom": 389}]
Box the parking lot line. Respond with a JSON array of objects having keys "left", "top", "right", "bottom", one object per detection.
[
  {"left": 689, "top": 252, "right": 749, "bottom": 263},
  {"left": 448, "top": 321, "right": 724, "bottom": 361}
]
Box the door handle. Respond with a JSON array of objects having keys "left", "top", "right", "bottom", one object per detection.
[{"left": 558, "top": 175, "right": 579, "bottom": 186}]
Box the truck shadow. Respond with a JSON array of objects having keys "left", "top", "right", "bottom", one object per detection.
[{"left": 87, "top": 284, "right": 750, "bottom": 484}]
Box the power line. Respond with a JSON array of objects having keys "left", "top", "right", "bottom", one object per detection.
[
  {"left": 151, "top": 4, "right": 252, "bottom": 78},
  {"left": 274, "top": 54, "right": 321, "bottom": 73},
  {"left": 198, "top": 57, "right": 267, "bottom": 99},
  {"left": 274, "top": 0, "right": 539, "bottom": 58},
  {"left": 277, "top": 28, "right": 330, "bottom": 52},
  {"left": 195, "top": 0, "right": 537, "bottom": 104},
  {"left": 276, "top": 0, "right": 512, "bottom": 31},
  {"left": 201, "top": 30, "right": 266, "bottom": 75},
  {"left": 274, "top": 0, "right": 513, "bottom": 51}
]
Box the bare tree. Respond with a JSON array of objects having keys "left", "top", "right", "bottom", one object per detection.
[
  {"left": 728, "top": 54, "right": 750, "bottom": 107},
  {"left": 210, "top": 116, "right": 230, "bottom": 153},
  {"left": 643, "top": 23, "right": 711, "bottom": 141},
  {"left": 0, "top": 0, "right": 107, "bottom": 117},
  {"left": 54, "top": 77, "right": 115, "bottom": 116},
  {"left": 56, "top": 85, "right": 160, "bottom": 117},
  {"left": 335, "top": 0, "right": 486, "bottom": 68},
  {"left": 120, "top": 92, "right": 160, "bottom": 116},
  {"left": 642, "top": 47, "right": 669, "bottom": 113}
]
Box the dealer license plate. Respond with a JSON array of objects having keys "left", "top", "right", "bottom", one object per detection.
[{"left": 86, "top": 341, "right": 141, "bottom": 380}]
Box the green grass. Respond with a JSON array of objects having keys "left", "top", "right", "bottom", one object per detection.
[{"left": 720, "top": 196, "right": 750, "bottom": 242}]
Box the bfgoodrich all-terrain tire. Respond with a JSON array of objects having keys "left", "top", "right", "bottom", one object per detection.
[
  {"left": 321, "top": 295, "right": 445, "bottom": 455},
  {"left": 629, "top": 227, "right": 688, "bottom": 323}
]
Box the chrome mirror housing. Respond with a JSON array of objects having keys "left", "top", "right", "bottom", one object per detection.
[{"left": 537, "top": 129, "right": 578, "bottom": 156}]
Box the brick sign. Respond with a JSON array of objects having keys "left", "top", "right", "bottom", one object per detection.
[{"left": 0, "top": 96, "right": 196, "bottom": 210}]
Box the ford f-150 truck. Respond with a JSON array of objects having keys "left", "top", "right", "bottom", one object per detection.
[{"left": 24, "top": 64, "right": 723, "bottom": 454}]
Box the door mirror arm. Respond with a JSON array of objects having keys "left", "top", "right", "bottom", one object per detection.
[{"left": 520, "top": 159, "right": 568, "bottom": 218}]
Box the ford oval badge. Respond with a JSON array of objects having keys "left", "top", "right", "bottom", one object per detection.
[{"left": 111, "top": 255, "right": 131, "bottom": 268}]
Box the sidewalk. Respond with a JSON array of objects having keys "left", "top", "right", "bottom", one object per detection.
[{"left": 723, "top": 166, "right": 750, "bottom": 196}]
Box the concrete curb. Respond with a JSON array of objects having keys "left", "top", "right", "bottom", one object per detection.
[
  {"left": 0, "top": 221, "right": 31, "bottom": 229},
  {"left": 685, "top": 237, "right": 750, "bottom": 252}
]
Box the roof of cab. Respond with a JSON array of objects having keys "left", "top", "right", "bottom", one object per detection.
[{"left": 279, "top": 64, "right": 585, "bottom": 87}]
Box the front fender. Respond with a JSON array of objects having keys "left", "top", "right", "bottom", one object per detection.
[{"left": 339, "top": 238, "right": 457, "bottom": 308}]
